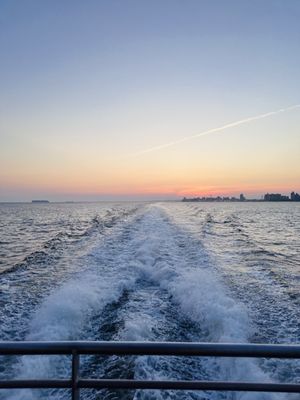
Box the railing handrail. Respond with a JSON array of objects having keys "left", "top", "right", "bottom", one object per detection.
[
  {"left": 1, "top": 340, "right": 300, "bottom": 357},
  {"left": 1, "top": 341, "right": 300, "bottom": 399}
]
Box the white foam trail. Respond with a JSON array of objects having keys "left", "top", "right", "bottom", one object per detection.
[
  {"left": 131, "top": 104, "right": 300, "bottom": 156},
  {"left": 114, "top": 205, "right": 281, "bottom": 400}
]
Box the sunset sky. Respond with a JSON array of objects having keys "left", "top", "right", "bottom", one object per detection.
[{"left": 1, "top": 0, "right": 300, "bottom": 201}]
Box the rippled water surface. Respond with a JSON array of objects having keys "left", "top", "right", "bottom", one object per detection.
[{"left": 0, "top": 201, "right": 299, "bottom": 400}]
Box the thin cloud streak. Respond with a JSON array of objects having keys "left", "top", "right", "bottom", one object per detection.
[{"left": 131, "top": 104, "right": 300, "bottom": 156}]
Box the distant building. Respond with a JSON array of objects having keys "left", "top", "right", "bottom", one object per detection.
[
  {"left": 264, "top": 193, "right": 289, "bottom": 201},
  {"left": 291, "top": 192, "right": 300, "bottom": 201},
  {"left": 182, "top": 195, "right": 240, "bottom": 202},
  {"left": 240, "top": 193, "right": 246, "bottom": 201}
]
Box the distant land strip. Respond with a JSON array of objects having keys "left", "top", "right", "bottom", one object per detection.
[{"left": 182, "top": 191, "right": 300, "bottom": 202}]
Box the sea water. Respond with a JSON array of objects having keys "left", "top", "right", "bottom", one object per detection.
[{"left": 0, "top": 201, "right": 299, "bottom": 399}]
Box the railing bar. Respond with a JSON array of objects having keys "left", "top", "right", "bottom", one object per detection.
[
  {"left": 0, "top": 379, "right": 299, "bottom": 393},
  {"left": 72, "top": 351, "right": 80, "bottom": 400},
  {"left": 0, "top": 379, "right": 71, "bottom": 389},
  {"left": 1, "top": 341, "right": 300, "bottom": 358},
  {"left": 1, "top": 341, "right": 299, "bottom": 395}
]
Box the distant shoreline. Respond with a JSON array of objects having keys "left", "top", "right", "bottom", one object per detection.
[
  {"left": 182, "top": 191, "right": 300, "bottom": 203},
  {"left": 182, "top": 199, "right": 300, "bottom": 203}
]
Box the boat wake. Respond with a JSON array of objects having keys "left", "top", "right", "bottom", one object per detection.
[{"left": 0, "top": 203, "right": 298, "bottom": 400}]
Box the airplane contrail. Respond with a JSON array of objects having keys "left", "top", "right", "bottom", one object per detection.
[{"left": 131, "top": 103, "right": 300, "bottom": 156}]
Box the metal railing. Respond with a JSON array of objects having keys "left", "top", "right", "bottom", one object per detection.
[{"left": 1, "top": 341, "right": 300, "bottom": 399}]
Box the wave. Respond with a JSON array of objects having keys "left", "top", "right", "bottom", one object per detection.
[
  {"left": 1, "top": 207, "right": 138, "bottom": 276},
  {"left": 0, "top": 204, "right": 294, "bottom": 400}
]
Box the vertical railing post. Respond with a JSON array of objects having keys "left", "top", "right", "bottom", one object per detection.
[{"left": 72, "top": 350, "right": 80, "bottom": 400}]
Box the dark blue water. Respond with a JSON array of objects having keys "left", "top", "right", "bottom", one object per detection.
[{"left": 0, "top": 202, "right": 299, "bottom": 400}]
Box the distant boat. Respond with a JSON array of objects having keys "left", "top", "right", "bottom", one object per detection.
[{"left": 31, "top": 200, "right": 50, "bottom": 203}]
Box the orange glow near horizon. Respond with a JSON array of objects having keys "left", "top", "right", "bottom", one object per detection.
[
  {"left": 2, "top": 172, "right": 299, "bottom": 200},
  {"left": 1, "top": 101, "right": 300, "bottom": 201}
]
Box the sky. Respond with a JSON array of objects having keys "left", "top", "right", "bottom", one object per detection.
[{"left": 0, "top": 0, "right": 300, "bottom": 201}]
